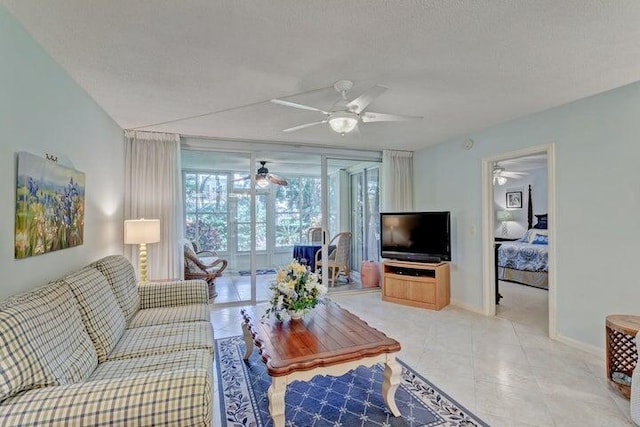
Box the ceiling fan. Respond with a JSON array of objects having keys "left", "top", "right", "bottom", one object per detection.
[
  {"left": 493, "top": 163, "right": 527, "bottom": 185},
  {"left": 271, "top": 80, "right": 423, "bottom": 135},
  {"left": 237, "top": 161, "right": 288, "bottom": 188}
]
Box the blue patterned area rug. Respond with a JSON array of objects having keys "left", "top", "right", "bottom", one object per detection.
[{"left": 215, "top": 336, "right": 488, "bottom": 427}]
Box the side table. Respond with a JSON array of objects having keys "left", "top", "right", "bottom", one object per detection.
[{"left": 606, "top": 314, "right": 640, "bottom": 399}]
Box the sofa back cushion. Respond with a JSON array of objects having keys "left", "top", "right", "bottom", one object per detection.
[
  {"left": 62, "top": 267, "right": 126, "bottom": 362},
  {"left": 90, "top": 255, "right": 139, "bottom": 322},
  {"left": 0, "top": 281, "right": 98, "bottom": 401}
]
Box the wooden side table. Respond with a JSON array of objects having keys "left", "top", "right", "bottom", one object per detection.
[{"left": 606, "top": 314, "right": 640, "bottom": 399}]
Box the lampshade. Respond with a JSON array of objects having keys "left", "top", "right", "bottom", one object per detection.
[
  {"left": 328, "top": 112, "right": 358, "bottom": 134},
  {"left": 496, "top": 210, "right": 513, "bottom": 222},
  {"left": 124, "top": 219, "right": 160, "bottom": 244}
]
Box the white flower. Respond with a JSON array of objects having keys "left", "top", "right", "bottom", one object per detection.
[
  {"left": 277, "top": 282, "right": 290, "bottom": 295},
  {"left": 266, "top": 259, "right": 323, "bottom": 320}
]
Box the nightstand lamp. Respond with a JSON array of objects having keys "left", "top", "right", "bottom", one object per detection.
[
  {"left": 496, "top": 210, "right": 513, "bottom": 237},
  {"left": 124, "top": 218, "right": 160, "bottom": 283}
]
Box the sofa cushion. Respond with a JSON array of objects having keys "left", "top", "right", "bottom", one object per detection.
[
  {"left": 128, "top": 304, "right": 210, "bottom": 329},
  {"left": 89, "top": 349, "right": 211, "bottom": 381},
  {"left": 108, "top": 321, "right": 214, "bottom": 360},
  {"left": 62, "top": 267, "right": 127, "bottom": 363},
  {"left": 0, "top": 281, "right": 97, "bottom": 401},
  {"left": 90, "top": 255, "right": 139, "bottom": 322}
]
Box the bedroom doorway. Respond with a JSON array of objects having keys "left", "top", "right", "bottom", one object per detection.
[{"left": 482, "top": 144, "right": 556, "bottom": 338}]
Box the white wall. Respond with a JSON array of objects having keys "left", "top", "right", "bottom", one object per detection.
[
  {"left": 493, "top": 167, "right": 547, "bottom": 238},
  {"left": 414, "top": 81, "right": 640, "bottom": 350},
  {"left": 0, "top": 7, "right": 124, "bottom": 299}
]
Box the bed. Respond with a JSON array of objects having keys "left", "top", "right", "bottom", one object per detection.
[{"left": 497, "top": 185, "right": 549, "bottom": 290}]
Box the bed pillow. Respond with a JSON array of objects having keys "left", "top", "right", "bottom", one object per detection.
[
  {"left": 533, "top": 214, "right": 548, "bottom": 229},
  {"left": 531, "top": 234, "right": 548, "bottom": 245},
  {"left": 517, "top": 230, "right": 532, "bottom": 242},
  {"left": 527, "top": 228, "right": 548, "bottom": 242}
]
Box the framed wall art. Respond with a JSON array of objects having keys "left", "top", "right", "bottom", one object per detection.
[
  {"left": 506, "top": 191, "right": 523, "bottom": 209},
  {"left": 15, "top": 152, "right": 85, "bottom": 259}
]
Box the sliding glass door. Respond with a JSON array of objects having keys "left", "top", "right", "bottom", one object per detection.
[
  {"left": 181, "top": 145, "right": 381, "bottom": 304},
  {"left": 182, "top": 151, "right": 253, "bottom": 304},
  {"left": 324, "top": 158, "right": 381, "bottom": 290}
]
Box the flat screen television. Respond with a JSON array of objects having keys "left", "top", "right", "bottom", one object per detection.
[{"left": 380, "top": 211, "right": 451, "bottom": 262}]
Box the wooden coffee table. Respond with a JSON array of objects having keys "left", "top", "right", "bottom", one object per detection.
[{"left": 241, "top": 301, "right": 402, "bottom": 427}]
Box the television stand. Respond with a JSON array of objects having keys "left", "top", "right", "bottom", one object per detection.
[{"left": 381, "top": 260, "right": 450, "bottom": 310}]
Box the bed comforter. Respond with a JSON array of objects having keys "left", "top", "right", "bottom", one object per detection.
[{"left": 497, "top": 241, "right": 548, "bottom": 272}]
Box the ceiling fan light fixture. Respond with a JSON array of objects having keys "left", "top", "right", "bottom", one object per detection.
[
  {"left": 328, "top": 111, "right": 358, "bottom": 134},
  {"left": 256, "top": 175, "right": 270, "bottom": 188}
]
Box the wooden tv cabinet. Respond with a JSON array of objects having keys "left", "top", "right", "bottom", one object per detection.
[{"left": 381, "top": 260, "right": 450, "bottom": 310}]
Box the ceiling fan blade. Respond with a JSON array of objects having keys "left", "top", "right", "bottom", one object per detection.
[
  {"left": 361, "top": 111, "right": 423, "bottom": 122},
  {"left": 270, "top": 99, "right": 329, "bottom": 114},
  {"left": 502, "top": 171, "right": 527, "bottom": 178},
  {"left": 346, "top": 85, "right": 387, "bottom": 114},
  {"left": 282, "top": 120, "right": 327, "bottom": 133},
  {"left": 233, "top": 175, "right": 251, "bottom": 182},
  {"left": 268, "top": 174, "right": 288, "bottom": 186}
]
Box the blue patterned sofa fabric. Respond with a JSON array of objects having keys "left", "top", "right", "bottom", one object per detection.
[
  {"left": 498, "top": 241, "right": 549, "bottom": 272},
  {"left": 0, "top": 255, "right": 213, "bottom": 427}
]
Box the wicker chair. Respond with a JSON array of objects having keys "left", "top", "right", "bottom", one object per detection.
[
  {"left": 315, "top": 232, "right": 352, "bottom": 286},
  {"left": 183, "top": 240, "right": 228, "bottom": 299},
  {"left": 306, "top": 227, "right": 322, "bottom": 244}
]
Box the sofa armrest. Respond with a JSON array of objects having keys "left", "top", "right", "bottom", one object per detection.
[
  {"left": 138, "top": 279, "right": 209, "bottom": 309},
  {"left": 0, "top": 371, "right": 211, "bottom": 427}
]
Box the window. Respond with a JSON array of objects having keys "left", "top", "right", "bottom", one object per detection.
[
  {"left": 275, "top": 177, "right": 321, "bottom": 247},
  {"left": 236, "top": 193, "right": 267, "bottom": 251},
  {"left": 184, "top": 170, "right": 321, "bottom": 253},
  {"left": 183, "top": 172, "right": 228, "bottom": 251}
]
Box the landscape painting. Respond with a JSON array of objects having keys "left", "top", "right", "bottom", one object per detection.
[{"left": 15, "top": 152, "right": 85, "bottom": 259}]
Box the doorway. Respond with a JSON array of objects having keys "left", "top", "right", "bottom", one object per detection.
[{"left": 482, "top": 143, "right": 556, "bottom": 338}]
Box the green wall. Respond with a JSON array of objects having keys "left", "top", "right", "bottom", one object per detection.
[
  {"left": 414, "top": 80, "right": 640, "bottom": 350},
  {"left": 0, "top": 6, "right": 124, "bottom": 299}
]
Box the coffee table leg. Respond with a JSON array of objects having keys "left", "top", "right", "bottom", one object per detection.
[
  {"left": 268, "top": 376, "right": 286, "bottom": 427},
  {"left": 241, "top": 321, "right": 253, "bottom": 360},
  {"left": 382, "top": 357, "right": 401, "bottom": 417}
]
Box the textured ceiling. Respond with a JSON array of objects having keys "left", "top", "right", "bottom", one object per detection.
[{"left": 4, "top": 1, "right": 640, "bottom": 151}]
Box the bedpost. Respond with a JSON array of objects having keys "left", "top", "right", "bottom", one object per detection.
[{"left": 527, "top": 184, "right": 533, "bottom": 229}]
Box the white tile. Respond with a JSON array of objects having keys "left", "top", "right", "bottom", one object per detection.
[{"left": 475, "top": 380, "right": 555, "bottom": 426}]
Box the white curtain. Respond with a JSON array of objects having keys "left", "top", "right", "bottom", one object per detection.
[
  {"left": 382, "top": 150, "right": 414, "bottom": 212},
  {"left": 124, "top": 130, "right": 183, "bottom": 280}
]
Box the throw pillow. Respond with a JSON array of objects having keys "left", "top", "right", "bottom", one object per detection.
[{"left": 531, "top": 234, "right": 548, "bottom": 245}]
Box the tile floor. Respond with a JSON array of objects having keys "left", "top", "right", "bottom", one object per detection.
[{"left": 210, "top": 281, "right": 633, "bottom": 426}]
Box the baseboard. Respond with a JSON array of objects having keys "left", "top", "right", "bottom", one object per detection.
[
  {"left": 555, "top": 333, "right": 604, "bottom": 357},
  {"left": 449, "top": 299, "right": 485, "bottom": 314}
]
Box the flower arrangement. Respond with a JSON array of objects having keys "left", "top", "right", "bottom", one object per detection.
[{"left": 265, "top": 259, "right": 327, "bottom": 321}]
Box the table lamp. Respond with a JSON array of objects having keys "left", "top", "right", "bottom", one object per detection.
[
  {"left": 124, "top": 218, "right": 160, "bottom": 283},
  {"left": 496, "top": 210, "right": 513, "bottom": 237}
]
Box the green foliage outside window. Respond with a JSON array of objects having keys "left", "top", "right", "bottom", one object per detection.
[{"left": 185, "top": 171, "right": 323, "bottom": 252}]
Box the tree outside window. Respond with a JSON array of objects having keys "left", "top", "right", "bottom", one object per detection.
[{"left": 275, "top": 177, "right": 321, "bottom": 247}]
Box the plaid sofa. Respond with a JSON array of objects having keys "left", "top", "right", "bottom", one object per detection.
[{"left": 0, "top": 255, "right": 214, "bottom": 426}]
